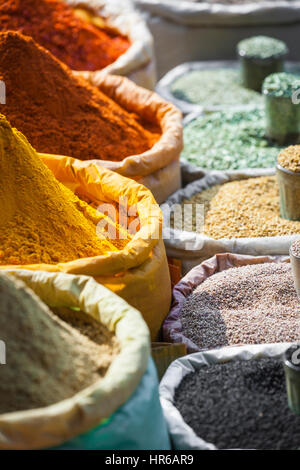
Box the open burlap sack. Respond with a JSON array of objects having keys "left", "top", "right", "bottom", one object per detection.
[
  {"left": 42, "top": 72, "right": 183, "bottom": 204},
  {"left": 163, "top": 252, "right": 289, "bottom": 353},
  {"left": 134, "top": 0, "right": 300, "bottom": 78},
  {"left": 66, "top": 0, "right": 157, "bottom": 89},
  {"left": 161, "top": 167, "right": 300, "bottom": 274},
  {"left": 0, "top": 157, "right": 172, "bottom": 340},
  {"left": 0, "top": 270, "right": 170, "bottom": 450},
  {"left": 159, "top": 342, "right": 292, "bottom": 450}
]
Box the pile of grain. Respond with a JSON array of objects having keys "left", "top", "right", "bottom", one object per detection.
[
  {"left": 238, "top": 36, "right": 288, "bottom": 60},
  {"left": 278, "top": 145, "right": 300, "bottom": 173},
  {"left": 0, "top": 273, "right": 119, "bottom": 414},
  {"left": 173, "top": 176, "right": 300, "bottom": 238},
  {"left": 180, "top": 263, "right": 300, "bottom": 349},
  {"left": 174, "top": 358, "right": 300, "bottom": 450}
]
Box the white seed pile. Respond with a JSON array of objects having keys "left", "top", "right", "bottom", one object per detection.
[{"left": 180, "top": 263, "right": 300, "bottom": 349}]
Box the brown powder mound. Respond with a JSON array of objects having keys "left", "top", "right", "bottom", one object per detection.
[
  {"left": 0, "top": 32, "right": 160, "bottom": 162},
  {"left": 0, "top": 113, "right": 127, "bottom": 266},
  {"left": 0, "top": 273, "right": 119, "bottom": 414},
  {"left": 0, "top": 0, "right": 130, "bottom": 71}
]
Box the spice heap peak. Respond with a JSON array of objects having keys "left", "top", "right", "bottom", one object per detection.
[
  {"left": 0, "top": 32, "right": 160, "bottom": 162},
  {"left": 0, "top": 114, "right": 118, "bottom": 266}
]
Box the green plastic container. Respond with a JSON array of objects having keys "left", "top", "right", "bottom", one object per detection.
[{"left": 263, "top": 73, "right": 300, "bottom": 145}]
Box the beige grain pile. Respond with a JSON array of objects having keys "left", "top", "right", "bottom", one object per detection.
[
  {"left": 175, "top": 176, "right": 300, "bottom": 239},
  {"left": 0, "top": 273, "right": 119, "bottom": 414},
  {"left": 278, "top": 146, "right": 300, "bottom": 173}
]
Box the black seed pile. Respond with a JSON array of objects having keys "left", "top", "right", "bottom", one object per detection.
[
  {"left": 180, "top": 263, "right": 300, "bottom": 349},
  {"left": 174, "top": 358, "right": 300, "bottom": 449}
]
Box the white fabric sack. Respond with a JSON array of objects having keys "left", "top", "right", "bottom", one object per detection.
[
  {"left": 134, "top": 0, "right": 300, "bottom": 78},
  {"left": 66, "top": 0, "right": 157, "bottom": 89},
  {"left": 161, "top": 167, "right": 300, "bottom": 275},
  {"left": 159, "top": 342, "right": 292, "bottom": 450}
]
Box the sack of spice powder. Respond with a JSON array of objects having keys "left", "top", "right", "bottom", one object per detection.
[
  {"left": 0, "top": 0, "right": 156, "bottom": 90},
  {"left": 159, "top": 343, "right": 297, "bottom": 450},
  {"left": 0, "top": 116, "right": 171, "bottom": 341},
  {"left": 163, "top": 252, "right": 300, "bottom": 353},
  {"left": 0, "top": 270, "right": 170, "bottom": 450},
  {"left": 0, "top": 31, "right": 182, "bottom": 204},
  {"left": 162, "top": 167, "right": 300, "bottom": 274},
  {"left": 74, "top": 72, "right": 183, "bottom": 203}
]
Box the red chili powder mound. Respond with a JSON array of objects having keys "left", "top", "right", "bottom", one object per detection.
[
  {"left": 0, "top": 32, "right": 160, "bottom": 162},
  {"left": 0, "top": 0, "right": 130, "bottom": 71}
]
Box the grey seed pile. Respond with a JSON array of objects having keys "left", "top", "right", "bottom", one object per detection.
[
  {"left": 238, "top": 36, "right": 288, "bottom": 60},
  {"left": 291, "top": 240, "right": 300, "bottom": 258},
  {"left": 174, "top": 358, "right": 300, "bottom": 450},
  {"left": 180, "top": 263, "right": 300, "bottom": 350}
]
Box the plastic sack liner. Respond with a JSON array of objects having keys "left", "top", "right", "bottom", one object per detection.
[
  {"left": 134, "top": 1, "right": 300, "bottom": 78},
  {"left": 161, "top": 166, "right": 300, "bottom": 275},
  {"left": 0, "top": 157, "right": 171, "bottom": 340},
  {"left": 55, "top": 358, "right": 171, "bottom": 450},
  {"left": 0, "top": 270, "right": 157, "bottom": 449},
  {"left": 66, "top": 0, "right": 157, "bottom": 90},
  {"left": 43, "top": 72, "right": 183, "bottom": 204},
  {"left": 163, "top": 253, "right": 289, "bottom": 353},
  {"left": 157, "top": 60, "right": 300, "bottom": 115},
  {"left": 159, "top": 342, "right": 292, "bottom": 450}
]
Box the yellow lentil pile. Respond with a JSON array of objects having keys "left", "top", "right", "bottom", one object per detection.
[
  {"left": 278, "top": 145, "right": 300, "bottom": 173},
  {"left": 177, "top": 176, "right": 300, "bottom": 239},
  {"left": 0, "top": 114, "right": 131, "bottom": 266}
]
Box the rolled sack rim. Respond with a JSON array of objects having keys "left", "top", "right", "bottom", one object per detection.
[
  {"left": 276, "top": 163, "right": 300, "bottom": 177},
  {"left": 0, "top": 160, "right": 163, "bottom": 276},
  {"left": 88, "top": 73, "right": 183, "bottom": 178}
]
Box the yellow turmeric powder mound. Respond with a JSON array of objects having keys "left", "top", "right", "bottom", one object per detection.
[{"left": 0, "top": 115, "right": 127, "bottom": 265}]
